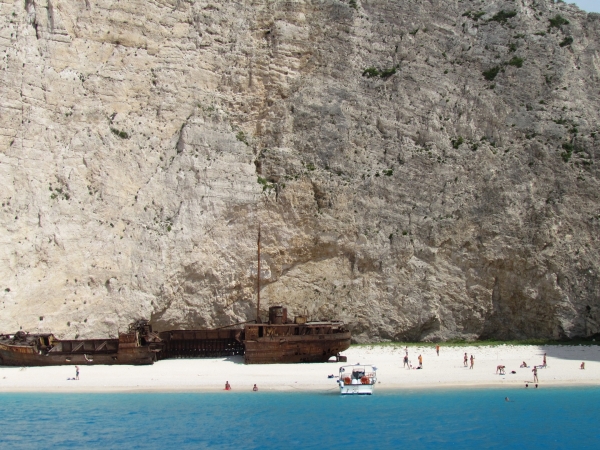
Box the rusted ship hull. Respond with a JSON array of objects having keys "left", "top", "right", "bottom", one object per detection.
[
  {"left": 0, "top": 312, "right": 352, "bottom": 366},
  {"left": 244, "top": 331, "right": 352, "bottom": 364},
  {"left": 157, "top": 329, "right": 244, "bottom": 360},
  {"left": 0, "top": 320, "right": 161, "bottom": 367},
  {"left": 0, "top": 344, "right": 156, "bottom": 366},
  {"left": 243, "top": 314, "right": 351, "bottom": 364}
]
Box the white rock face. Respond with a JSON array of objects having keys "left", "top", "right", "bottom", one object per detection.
[{"left": 1, "top": 0, "right": 599, "bottom": 342}]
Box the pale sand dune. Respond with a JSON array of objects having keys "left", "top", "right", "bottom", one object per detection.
[{"left": 1, "top": 345, "right": 599, "bottom": 393}]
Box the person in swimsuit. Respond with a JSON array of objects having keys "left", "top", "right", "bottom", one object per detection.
[
  {"left": 403, "top": 354, "right": 409, "bottom": 368},
  {"left": 580, "top": 362, "right": 585, "bottom": 369},
  {"left": 253, "top": 384, "right": 258, "bottom": 391},
  {"left": 418, "top": 354, "right": 423, "bottom": 368},
  {"left": 532, "top": 367, "right": 538, "bottom": 383},
  {"left": 496, "top": 365, "right": 505, "bottom": 374},
  {"left": 463, "top": 353, "right": 468, "bottom": 367},
  {"left": 436, "top": 345, "right": 440, "bottom": 356},
  {"left": 225, "top": 381, "right": 231, "bottom": 390},
  {"left": 75, "top": 366, "right": 80, "bottom": 380},
  {"left": 542, "top": 353, "right": 547, "bottom": 368},
  {"left": 470, "top": 355, "right": 475, "bottom": 369}
]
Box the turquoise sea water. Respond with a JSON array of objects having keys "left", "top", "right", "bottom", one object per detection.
[{"left": 1, "top": 387, "right": 599, "bottom": 449}]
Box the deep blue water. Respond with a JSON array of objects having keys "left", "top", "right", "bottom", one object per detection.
[{"left": 0, "top": 387, "right": 599, "bottom": 449}]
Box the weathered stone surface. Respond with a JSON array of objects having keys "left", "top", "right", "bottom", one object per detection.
[{"left": 1, "top": 0, "right": 599, "bottom": 342}]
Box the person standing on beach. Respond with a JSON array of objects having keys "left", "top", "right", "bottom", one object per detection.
[
  {"left": 469, "top": 355, "right": 475, "bottom": 369},
  {"left": 532, "top": 367, "right": 538, "bottom": 383},
  {"left": 403, "top": 354, "right": 409, "bottom": 368},
  {"left": 225, "top": 381, "right": 231, "bottom": 390},
  {"left": 463, "top": 353, "right": 468, "bottom": 367},
  {"left": 75, "top": 366, "right": 79, "bottom": 380},
  {"left": 436, "top": 345, "right": 440, "bottom": 356},
  {"left": 580, "top": 362, "right": 585, "bottom": 370},
  {"left": 418, "top": 354, "right": 423, "bottom": 368},
  {"left": 253, "top": 384, "right": 258, "bottom": 391},
  {"left": 542, "top": 353, "right": 547, "bottom": 368}
]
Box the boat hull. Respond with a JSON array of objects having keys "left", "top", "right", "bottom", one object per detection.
[
  {"left": 244, "top": 331, "right": 351, "bottom": 364},
  {"left": 339, "top": 384, "right": 375, "bottom": 395},
  {"left": 0, "top": 344, "right": 156, "bottom": 366}
]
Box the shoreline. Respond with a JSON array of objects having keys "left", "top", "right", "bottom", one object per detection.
[
  {"left": 2, "top": 380, "right": 600, "bottom": 394},
  {"left": 1, "top": 344, "right": 599, "bottom": 394}
]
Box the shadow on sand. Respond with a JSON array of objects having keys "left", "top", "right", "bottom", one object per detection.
[{"left": 543, "top": 344, "right": 600, "bottom": 363}]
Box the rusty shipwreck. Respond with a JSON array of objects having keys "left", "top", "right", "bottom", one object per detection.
[
  {"left": 243, "top": 306, "right": 351, "bottom": 364},
  {"left": 0, "top": 320, "right": 161, "bottom": 366},
  {"left": 0, "top": 227, "right": 351, "bottom": 366},
  {"left": 0, "top": 308, "right": 351, "bottom": 367}
]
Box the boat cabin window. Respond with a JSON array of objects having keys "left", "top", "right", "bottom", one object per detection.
[{"left": 352, "top": 370, "right": 365, "bottom": 380}]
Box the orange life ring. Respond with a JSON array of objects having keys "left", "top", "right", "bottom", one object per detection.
[
  {"left": 361, "top": 376, "right": 369, "bottom": 385},
  {"left": 344, "top": 377, "right": 351, "bottom": 385}
]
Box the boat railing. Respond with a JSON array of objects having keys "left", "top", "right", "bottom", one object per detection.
[{"left": 339, "top": 366, "right": 377, "bottom": 385}]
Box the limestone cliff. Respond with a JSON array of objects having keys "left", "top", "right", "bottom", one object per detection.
[{"left": 1, "top": 0, "right": 599, "bottom": 342}]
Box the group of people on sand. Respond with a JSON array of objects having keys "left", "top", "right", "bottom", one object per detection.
[
  {"left": 463, "top": 353, "right": 475, "bottom": 369},
  {"left": 224, "top": 381, "right": 258, "bottom": 391},
  {"left": 502, "top": 353, "right": 547, "bottom": 383},
  {"left": 494, "top": 354, "right": 546, "bottom": 383},
  {"left": 400, "top": 348, "right": 588, "bottom": 383},
  {"left": 403, "top": 347, "right": 424, "bottom": 369}
]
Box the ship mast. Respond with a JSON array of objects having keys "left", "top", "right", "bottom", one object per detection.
[{"left": 256, "top": 224, "right": 261, "bottom": 323}]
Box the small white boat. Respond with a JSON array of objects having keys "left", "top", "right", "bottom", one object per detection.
[{"left": 338, "top": 364, "right": 377, "bottom": 395}]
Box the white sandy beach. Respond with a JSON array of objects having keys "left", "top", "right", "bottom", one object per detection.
[{"left": 1, "top": 344, "right": 599, "bottom": 393}]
